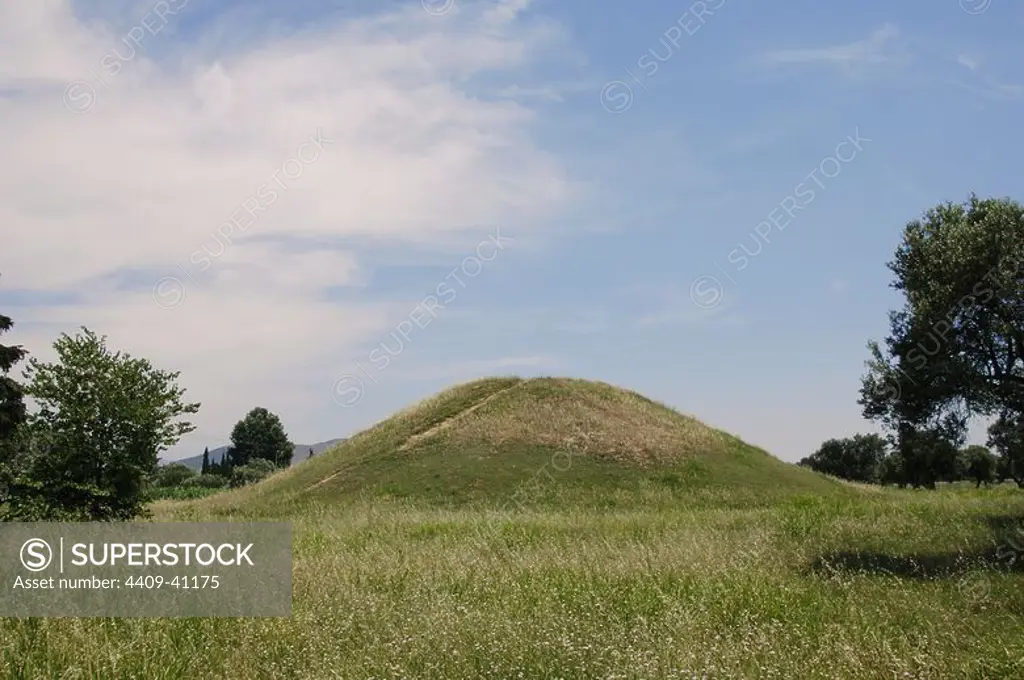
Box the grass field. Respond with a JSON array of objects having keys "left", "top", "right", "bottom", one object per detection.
[{"left": 2, "top": 378, "right": 1023, "bottom": 678}]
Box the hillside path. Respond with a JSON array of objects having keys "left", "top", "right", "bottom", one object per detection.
[
  {"left": 398, "top": 381, "right": 522, "bottom": 450},
  {"left": 304, "top": 381, "right": 521, "bottom": 491}
]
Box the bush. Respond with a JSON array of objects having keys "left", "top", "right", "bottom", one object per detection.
[
  {"left": 182, "top": 473, "right": 229, "bottom": 489},
  {"left": 153, "top": 462, "right": 197, "bottom": 488},
  {"left": 229, "top": 458, "right": 278, "bottom": 488}
]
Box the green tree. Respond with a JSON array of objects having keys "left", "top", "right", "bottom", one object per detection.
[
  {"left": 0, "top": 311, "right": 28, "bottom": 443},
  {"left": 4, "top": 327, "right": 199, "bottom": 520},
  {"left": 988, "top": 412, "right": 1024, "bottom": 487},
  {"left": 996, "top": 453, "right": 1010, "bottom": 483},
  {"left": 0, "top": 310, "right": 29, "bottom": 499},
  {"left": 878, "top": 453, "right": 906, "bottom": 487},
  {"left": 228, "top": 407, "right": 292, "bottom": 468},
  {"left": 798, "top": 434, "right": 888, "bottom": 483},
  {"left": 960, "top": 445, "right": 997, "bottom": 487},
  {"left": 891, "top": 425, "right": 960, "bottom": 489},
  {"left": 210, "top": 450, "right": 232, "bottom": 477},
  {"left": 201, "top": 446, "right": 210, "bottom": 474},
  {"left": 860, "top": 195, "right": 1024, "bottom": 487}
]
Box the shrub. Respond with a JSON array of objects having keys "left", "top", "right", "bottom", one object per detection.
[
  {"left": 153, "top": 462, "right": 197, "bottom": 488},
  {"left": 229, "top": 458, "right": 278, "bottom": 488},
  {"left": 182, "top": 473, "right": 229, "bottom": 489}
]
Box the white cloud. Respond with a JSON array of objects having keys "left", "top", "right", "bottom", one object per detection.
[
  {"left": 762, "top": 23, "right": 903, "bottom": 71},
  {"left": 0, "top": 0, "right": 579, "bottom": 455},
  {"left": 957, "top": 53, "right": 982, "bottom": 71}
]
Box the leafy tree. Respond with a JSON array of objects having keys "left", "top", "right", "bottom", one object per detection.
[
  {"left": 960, "top": 445, "right": 997, "bottom": 487},
  {"left": 228, "top": 457, "right": 277, "bottom": 488},
  {"left": 988, "top": 411, "right": 1024, "bottom": 487},
  {"left": 0, "top": 310, "right": 30, "bottom": 506},
  {"left": 860, "top": 195, "right": 1024, "bottom": 487},
  {"left": 996, "top": 453, "right": 1010, "bottom": 484},
  {"left": 895, "top": 425, "right": 960, "bottom": 489},
  {"left": 201, "top": 446, "right": 210, "bottom": 474},
  {"left": 3, "top": 327, "right": 199, "bottom": 520},
  {"left": 799, "top": 434, "right": 888, "bottom": 483},
  {"left": 878, "top": 453, "right": 906, "bottom": 487},
  {"left": 0, "top": 310, "right": 28, "bottom": 444},
  {"left": 153, "top": 462, "right": 197, "bottom": 488},
  {"left": 227, "top": 407, "right": 292, "bottom": 468}
]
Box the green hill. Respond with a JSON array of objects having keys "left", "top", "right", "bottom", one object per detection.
[{"left": 191, "top": 377, "right": 844, "bottom": 515}]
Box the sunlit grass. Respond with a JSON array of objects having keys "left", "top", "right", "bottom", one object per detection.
[{"left": 3, "top": 485, "right": 1022, "bottom": 679}]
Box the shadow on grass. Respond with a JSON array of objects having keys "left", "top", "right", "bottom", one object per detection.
[
  {"left": 810, "top": 515, "right": 1024, "bottom": 579},
  {"left": 982, "top": 514, "right": 1024, "bottom": 532},
  {"left": 810, "top": 549, "right": 1014, "bottom": 579}
]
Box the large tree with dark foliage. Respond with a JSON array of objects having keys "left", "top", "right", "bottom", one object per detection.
[
  {"left": 227, "top": 407, "right": 293, "bottom": 468},
  {"left": 878, "top": 453, "right": 906, "bottom": 487},
  {"left": 860, "top": 195, "right": 1024, "bottom": 488},
  {"left": 959, "top": 445, "right": 997, "bottom": 487},
  {"left": 3, "top": 328, "right": 199, "bottom": 520},
  {"left": 0, "top": 310, "right": 29, "bottom": 506},
  {"left": 988, "top": 412, "right": 1024, "bottom": 487},
  {"left": 0, "top": 311, "right": 27, "bottom": 444},
  {"left": 799, "top": 434, "right": 888, "bottom": 483}
]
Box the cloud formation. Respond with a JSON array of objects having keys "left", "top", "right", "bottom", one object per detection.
[
  {"left": 1, "top": 0, "right": 578, "bottom": 456},
  {"left": 762, "top": 23, "right": 902, "bottom": 71}
]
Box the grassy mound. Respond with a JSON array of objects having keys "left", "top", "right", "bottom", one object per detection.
[{"left": 190, "top": 377, "right": 844, "bottom": 515}]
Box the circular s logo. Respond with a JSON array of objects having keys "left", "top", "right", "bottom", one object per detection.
[
  {"left": 689, "top": 275, "right": 724, "bottom": 309},
  {"left": 332, "top": 374, "right": 364, "bottom": 408},
  {"left": 20, "top": 538, "right": 53, "bottom": 572},
  {"left": 600, "top": 80, "right": 633, "bottom": 114}
]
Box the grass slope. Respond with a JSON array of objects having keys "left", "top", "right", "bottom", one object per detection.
[
  {"left": 8, "top": 378, "right": 1021, "bottom": 677},
  {"left": 192, "top": 377, "right": 842, "bottom": 516}
]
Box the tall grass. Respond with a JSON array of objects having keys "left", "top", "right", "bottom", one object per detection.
[
  {"left": 2, "top": 485, "right": 1022, "bottom": 679},
  {"left": 146, "top": 486, "right": 224, "bottom": 502}
]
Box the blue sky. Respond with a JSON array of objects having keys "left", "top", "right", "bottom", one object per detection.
[{"left": 1, "top": 0, "right": 1021, "bottom": 462}]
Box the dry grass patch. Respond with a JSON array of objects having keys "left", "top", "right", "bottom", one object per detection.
[{"left": 444, "top": 378, "right": 729, "bottom": 465}]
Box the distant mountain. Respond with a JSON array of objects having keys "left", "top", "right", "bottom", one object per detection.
[{"left": 165, "top": 439, "right": 346, "bottom": 470}]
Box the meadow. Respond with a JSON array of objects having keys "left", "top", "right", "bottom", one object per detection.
[{"left": 2, "top": 378, "right": 1022, "bottom": 678}]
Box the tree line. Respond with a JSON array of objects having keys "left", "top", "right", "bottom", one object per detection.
[
  {"left": 798, "top": 433, "right": 1011, "bottom": 488},
  {"left": 800, "top": 194, "right": 1023, "bottom": 489},
  {"left": 0, "top": 322, "right": 300, "bottom": 519}
]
